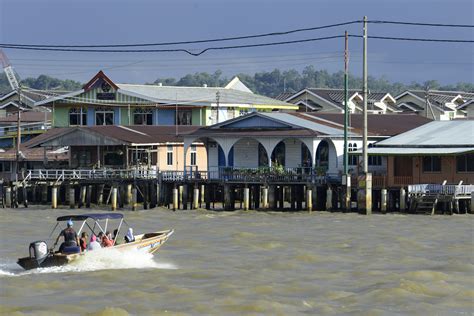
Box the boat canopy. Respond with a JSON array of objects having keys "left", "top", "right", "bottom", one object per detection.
[{"left": 56, "top": 213, "right": 124, "bottom": 221}]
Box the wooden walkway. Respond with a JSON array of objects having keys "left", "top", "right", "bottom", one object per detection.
[
  {"left": 23, "top": 167, "right": 335, "bottom": 185},
  {"left": 408, "top": 182, "right": 474, "bottom": 214}
]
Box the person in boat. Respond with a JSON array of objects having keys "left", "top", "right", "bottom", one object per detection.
[
  {"left": 54, "top": 219, "right": 81, "bottom": 253},
  {"left": 124, "top": 228, "right": 135, "bottom": 243},
  {"left": 113, "top": 229, "right": 121, "bottom": 245},
  {"left": 87, "top": 234, "right": 101, "bottom": 251},
  {"left": 101, "top": 231, "right": 113, "bottom": 248},
  {"left": 79, "top": 232, "right": 88, "bottom": 252}
]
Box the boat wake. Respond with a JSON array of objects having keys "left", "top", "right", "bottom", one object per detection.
[{"left": 0, "top": 248, "right": 177, "bottom": 277}]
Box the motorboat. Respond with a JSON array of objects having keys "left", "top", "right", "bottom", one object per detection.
[{"left": 17, "top": 213, "right": 173, "bottom": 270}]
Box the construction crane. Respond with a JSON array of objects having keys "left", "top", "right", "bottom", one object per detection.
[{"left": 0, "top": 49, "right": 20, "bottom": 90}]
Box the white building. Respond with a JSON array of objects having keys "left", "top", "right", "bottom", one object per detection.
[{"left": 183, "top": 112, "right": 431, "bottom": 179}]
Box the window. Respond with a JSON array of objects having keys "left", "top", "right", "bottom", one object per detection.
[
  {"left": 72, "top": 150, "right": 92, "bottom": 167},
  {"left": 369, "top": 156, "right": 382, "bottom": 166},
  {"left": 456, "top": 153, "right": 474, "bottom": 172},
  {"left": 69, "top": 107, "right": 87, "bottom": 126},
  {"left": 0, "top": 161, "right": 11, "bottom": 172},
  {"left": 131, "top": 149, "right": 148, "bottom": 165},
  {"left": 227, "top": 107, "right": 235, "bottom": 120},
  {"left": 177, "top": 110, "right": 192, "bottom": 125},
  {"left": 422, "top": 156, "right": 441, "bottom": 172},
  {"left": 133, "top": 108, "right": 153, "bottom": 125},
  {"left": 239, "top": 109, "right": 249, "bottom": 116},
  {"left": 95, "top": 107, "right": 114, "bottom": 125},
  {"left": 190, "top": 145, "right": 197, "bottom": 166},
  {"left": 104, "top": 152, "right": 123, "bottom": 166},
  {"left": 167, "top": 145, "right": 173, "bottom": 166},
  {"left": 258, "top": 143, "right": 268, "bottom": 167},
  {"left": 348, "top": 143, "right": 358, "bottom": 166},
  {"left": 271, "top": 141, "right": 286, "bottom": 166}
]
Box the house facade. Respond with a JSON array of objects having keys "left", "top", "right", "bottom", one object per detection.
[
  {"left": 34, "top": 71, "right": 297, "bottom": 128},
  {"left": 276, "top": 88, "right": 399, "bottom": 114},
  {"left": 365, "top": 120, "right": 474, "bottom": 187},
  {"left": 457, "top": 99, "right": 474, "bottom": 118},
  {"left": 395, "top": 90, "right": 474, "bottom": 120},
  {"left": 183, "top": 112, "right": 431, "bottom": 183},
  {"left": 26, "top": 125, "right": 207, "bottom": 172},
  {"left": 0, "top": 90, "right": 52, "bottom": 148}
]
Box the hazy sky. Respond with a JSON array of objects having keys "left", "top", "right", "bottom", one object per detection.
[{"left": 1, "top": 0, "right": 473, "bottom": 85}]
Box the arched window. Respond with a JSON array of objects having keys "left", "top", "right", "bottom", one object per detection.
[
  {"left": 69, "top": 107, "right": 87, "bottom": 126},
  {"left": 95, "top": 107, "right": 114, "bottom": 125},
  {"left": 301, "top": 143, "right": 312, "bottom": 168},
  {"left": 316, "top": 140, "right": 329, "bottom": 168},
  {"left": 133, "top": 108, "right": 153, "bottom": 125},
  {"left": 258, "top": 143, "right": 269, "bottom": 167},
  {"left": 271, "top": 141, "right": 286, "bottom": 167}
]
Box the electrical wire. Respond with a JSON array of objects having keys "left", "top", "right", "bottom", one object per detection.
[
  {"left": 0, "top": 35, "right": 347, "bottom": 55},
  {"left": 368, "top": 20, "right": 474, "bottom": 28},
  {"left": 365, "top": 35, "right": 474, "bottom": 43},
  {"left": 2, "top": 34, "right": 472, "bottom": 57},
  {"left": 0, "top": 21, "right": 361, "bottom": 48},
  {"left": 2, "top": 19, "right": 472, "bottom": 49}
]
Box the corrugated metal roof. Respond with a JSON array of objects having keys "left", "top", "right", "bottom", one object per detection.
[
  {"left": 27, "top": 125, "right": 201, "bottom": 147},
  {"left": 259, "top": 112, "right": 347, "bottom": 135},
  {"left": 361, "top": 147, "right": 474, "bottom": 155},
  {"left": 117, "top": 84, "right": 294, "bottom": 108},
  {"left": 305, "top": 113, "right": 432, "bottom": 136},
  {"left": 377, "top": 120, "right": 474, "bottom": 147}
]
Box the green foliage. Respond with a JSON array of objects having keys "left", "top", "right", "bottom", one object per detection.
[
  {"left": 21, "top": 75, "right": 82, "bottom": 91},
  {"left": 150, "top": 66, "right": 474, "bottom": 97},
  {"left": 1, "top": 67, "right": 473, "bottom": 97},
  {"left": 0, "top": 73, "right": 82, "bottom": 93}
]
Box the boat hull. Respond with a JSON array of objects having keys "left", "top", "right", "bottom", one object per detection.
[{"left": 17, "top": 229, "right": 173, "bottom": 270}]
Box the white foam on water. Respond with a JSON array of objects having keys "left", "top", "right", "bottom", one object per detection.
[{"left": 0, "top": 248, "right": 177, "bottom": 277}]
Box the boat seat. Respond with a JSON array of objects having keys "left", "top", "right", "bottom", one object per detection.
[{"left": 62, "top": 245, "right": 80, "bottom": 254}]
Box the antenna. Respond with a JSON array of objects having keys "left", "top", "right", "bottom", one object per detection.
[{"left": 0, "top": 50, "right": 20, "bottom": 90}]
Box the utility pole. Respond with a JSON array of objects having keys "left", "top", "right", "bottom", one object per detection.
[
  {"left": 175, "top": 92, "right": 178, "bottom": 136},
  {"left": 343, "top": 30, "right": 349, "bottom": 175},
  {"left": 16, "top": 86, "right": 22, "bottom": 185},
  {"left": 362, "top": 16, "right": 368, "bottom": 175},
  {"left": 216, "top": 91, "right": 220, "bottom": 124},
  {"left": 359, "top": 15, "right": 372, "bottom": 215},
  {"left": 343, "top": 30, "right": 351, "bottom": 212}
]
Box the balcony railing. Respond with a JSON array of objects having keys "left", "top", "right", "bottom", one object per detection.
[
  {"left": 0, "top": 121, "right": 51, "bottom": 136},
  {"left": 162, "top": 167, "right": 331, "bottom": 184},
  {"left": 24, "top": 167, "right": 334, "bottom": 184}
]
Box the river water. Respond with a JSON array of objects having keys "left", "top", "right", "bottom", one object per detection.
[{"left": 0, "top": 207, "right": 473, "bottom": 315}]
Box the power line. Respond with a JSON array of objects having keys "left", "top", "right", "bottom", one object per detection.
[
  {"left": 0, "top": 35, "right": 347, "bottom": 55},
  {"left": 2, "top": 19, "right": 472, "bottom": 50},
  {"left": 357, "top": 35, "right": 474, "bottom": 43},
  {"left": 2, "top": 34, "right": 472, "bottom": 57},
  {"left": 0, "top": 21, "right": 361, "bottom": 48},
  {"left": 368, "top": 20, "right": 474, "bottom": 28}
]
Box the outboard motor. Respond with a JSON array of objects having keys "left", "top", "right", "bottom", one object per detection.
[{"left": 29, "top": 241, "right": 49, "bottom": 267}]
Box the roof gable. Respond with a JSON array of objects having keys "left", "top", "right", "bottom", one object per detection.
[
  {"left": 39, "top": 128, "right": 125, "bottom": 147},
  {"left": 212, "top": 112, "right": 293, "bottom": 129},
  {"left": 225, "top": 77, "right": 253, "bottom": 93},
  {"left": 83, "top": 70, "right": 119, "bottom": 92}
]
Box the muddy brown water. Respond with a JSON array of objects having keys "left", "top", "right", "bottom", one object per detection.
[{"left": 1, "top": 207, "right": 473, "bottom": 315}]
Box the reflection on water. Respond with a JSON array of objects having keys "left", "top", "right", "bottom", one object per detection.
[{"left": 1, "top": 207, "right": 473, "bottom": 315}]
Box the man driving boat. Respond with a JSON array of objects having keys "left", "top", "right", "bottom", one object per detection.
[{"left": 53, "top": 219, "right": 81, "bottom": 253}]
